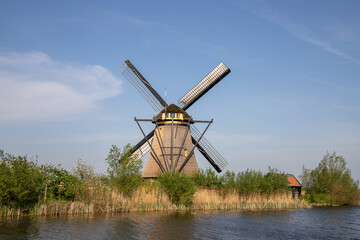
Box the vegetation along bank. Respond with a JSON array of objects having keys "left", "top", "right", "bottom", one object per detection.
[{"left": 1, "top": 146, "right": 359, "bottom": 217}]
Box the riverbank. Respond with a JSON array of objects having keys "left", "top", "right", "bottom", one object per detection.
[
  {"left": 0, "top": 185, "right": 310, "bottom": 217},
  {"left": 311, "top": 203, "right": 340, "bottom": 207}
]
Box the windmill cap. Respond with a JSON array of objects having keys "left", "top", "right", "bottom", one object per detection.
[{"left": 153, "top": 104, "right": 193, "bottom": 123}]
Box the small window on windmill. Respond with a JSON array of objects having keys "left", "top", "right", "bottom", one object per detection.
[
  {"left": 163, "top": 113, "right": 184, "bottom": 120},
  {"left": 184, "top": 149, "right": 188, "bottom": 157}
]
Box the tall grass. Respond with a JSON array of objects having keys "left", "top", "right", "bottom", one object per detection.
[
  {"left": 1, "top": 184, "right": 310, "bottom": 217},
  {"left": 193, "top": 188, "right": 310, "bottom": 210}
]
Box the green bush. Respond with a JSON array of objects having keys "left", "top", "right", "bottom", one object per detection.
[
  {"left": 105, "top": 144, "right": 142, "bottom": 197},
  {"left": 261, "top": 168, "right": 289, "bottom": 194},
  {"left": 0, "top": 150, "right": 45, "bottom": 208},
  {"left": 222, "top": 170, "right": 236, "bottom": 190},
  {"left": 235, "top": 169, "right": 263, "bottom": 194},
  {"left": 234, "top": 168, "right": 288, "bottom": 195},
  {"left": 41, "top": 164, "right": 78, "bottom": 201},
  {"left": 301, "top": 191, "right": 334, "bottom": 204},
  {"left": 158, "top": 172, "right": 196, "bottom": 206},
  {"left": 192, "top": 168, "right": 223, "bottom": 188}
]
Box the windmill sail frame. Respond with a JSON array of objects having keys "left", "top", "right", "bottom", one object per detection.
[
  {"left": 119, "top": 60, "right": 166, "bottom": 112},
  {"left": 178, "top": 62, "right": 230, "bottom": 110}
]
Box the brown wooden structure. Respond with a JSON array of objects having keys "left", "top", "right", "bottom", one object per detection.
[{"left": 287, "top": 174, "right": 302, "bottom": 198}]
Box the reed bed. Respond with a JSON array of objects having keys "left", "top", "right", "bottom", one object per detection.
[
  {"left": 193, "top": 188, "right": 310, "bottom": 210},
  {"left": 1, "top": 184, "right": 310, "bottom": 217}
]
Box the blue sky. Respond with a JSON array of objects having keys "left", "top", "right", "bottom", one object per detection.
[{"left": 1, "top": 0, "right": 359, "bottom": 180}]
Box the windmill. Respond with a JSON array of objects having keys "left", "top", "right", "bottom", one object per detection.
[{"left": 119, "top": 60, "right": 231, "bottom": 178}]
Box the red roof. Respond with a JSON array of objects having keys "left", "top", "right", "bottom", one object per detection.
[{"left": 287, "top": 174, "right": 302, "bottom": 187}]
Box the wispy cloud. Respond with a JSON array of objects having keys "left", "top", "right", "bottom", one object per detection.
[
  {"left": 297, "top": 35, "right": 360, "bottom": 64},
  {"left": 235, "top": 1, "right": 360, "bottom": 64},
  {"left": 0, "top": 51, "right": 122, "bottom": 121},
  {"left": 326, "top": 23, "right": 359, "bottom": 43},
  {"left": 112, "top": 13, "right": 225, "bottom": 52},
  {"left": 306, "top": 76, "right": 358, "bottom": 93}
]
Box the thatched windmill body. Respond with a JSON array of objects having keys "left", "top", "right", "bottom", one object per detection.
[{"left": 119, "top": 60, "right": 231, "bottom": 178}]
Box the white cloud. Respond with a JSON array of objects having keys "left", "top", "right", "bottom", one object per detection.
[{"left": 0, "top": 51, "right": 122, "bottom": 121}]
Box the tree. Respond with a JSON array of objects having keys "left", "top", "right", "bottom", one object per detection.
[
  {"left": 72, "top": 158, "right": 107, "bottom": 203},
  {"left": 72, "top": 157, "right": 95, "bottom": 181},
  {"left": 300, "top": 152, "right": 360, "bottom": 205},
  {"left": 105, "top": 144, "right": 142, "bottom": 197}
]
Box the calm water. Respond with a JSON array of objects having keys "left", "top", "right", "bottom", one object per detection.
[{"left": 1, "top": 207, "right": 359, "bottom": 240}]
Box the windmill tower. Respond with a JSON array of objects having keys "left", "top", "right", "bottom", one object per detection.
[{"left": 119, "top": 60, "right": 231, "bottom": 178}]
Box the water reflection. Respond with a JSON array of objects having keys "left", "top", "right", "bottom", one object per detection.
[
  {"left": 0, "top": 216, "right": 40, "bottom": 239},
  {"left": 106, "top": 211, "right": 197, "bottom": 240},
  {"left": 1, "top": 207, "right": 359, "bottom": 240}
]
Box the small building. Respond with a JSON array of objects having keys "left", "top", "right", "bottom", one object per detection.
[{"left": 287, "top": 174, "right": 302, "bottom": 198}]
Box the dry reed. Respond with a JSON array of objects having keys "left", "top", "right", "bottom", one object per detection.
[
  {"left": 193, "top": 188, "right": 310, "bottom": 210},
  {"left": 0, "top": 184, "right": 310, "bottom": 217}
]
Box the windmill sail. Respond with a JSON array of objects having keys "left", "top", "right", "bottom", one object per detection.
[
  {"left": 190, "top": 125, "right": 228, "bottom": 172},
  {"left": 178, "top": 62, "right": 230, "bottom": 110},
  {"left": 131, "top": 131, "right": 154, "bottom": 159},
  {"left": 119, "top": 60, "right": 165, "bottom": 112}
]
